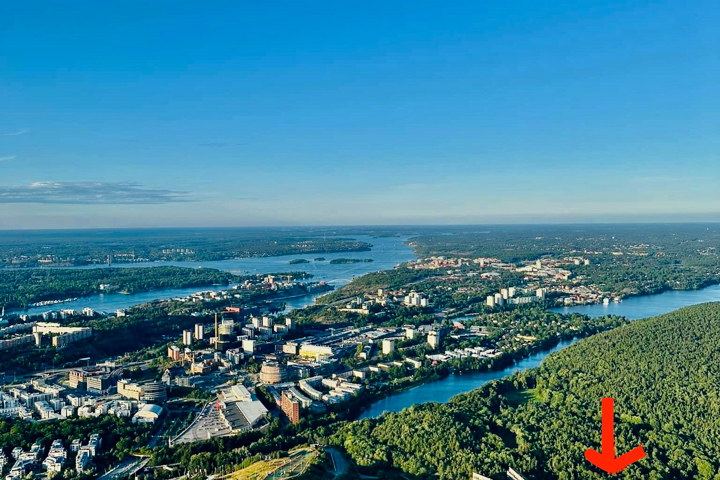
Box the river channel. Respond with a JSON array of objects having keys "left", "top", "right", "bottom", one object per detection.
[
  {"left": 14, "top": 235, "right": 416, "bottom": 315},
  {"left": 359, "top": 283, "right": 720, "bottom": 418}
]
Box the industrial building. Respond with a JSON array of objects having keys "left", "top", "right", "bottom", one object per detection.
[
  {"left": 218, "top": 386, "right": 269, "bottom": 432},
  {"left": 259, "top": 361, "right": 287, "bottom": 384},
  {"left": 132, "top": 404, "right": 163, "bottom": 424},
  {"left": 298, "top": 344, "right": 333, "bottom": 360}
]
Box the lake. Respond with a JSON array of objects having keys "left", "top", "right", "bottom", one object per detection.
[
  {"left": 551, "top": 284, "right": 720, "bottom": 319},
  {"left": 359, "top": 283, "right": 720, "bottom": 418},
  {"left": 15, "top": 235, "right": 416, "bottom": 315},
  {"left": 359, "top": 338, "right": 578, "bottom": 419}
]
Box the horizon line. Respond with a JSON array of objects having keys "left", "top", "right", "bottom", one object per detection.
[{"left": 1, "top": 219, "right": 719, "bottom": 233}]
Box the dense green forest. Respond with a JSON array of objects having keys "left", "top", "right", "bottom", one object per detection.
[
  {"left": 330, "top": 303, "right": 720, "bottom": 479},
  {"left": 0, "top": 266, "right": 238, "bottom": 309},
  {"left": 288, "top": 258, "right": 311, "bottom": 264},
  {"left": 329, "top": 258, "right": 374, "bottom": 264}
]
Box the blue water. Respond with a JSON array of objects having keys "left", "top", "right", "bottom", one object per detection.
[
  {"left": 16, "top": 236, "right": 416, "bottom": 315},
  {"left": 551, "top": 284, "right": 720, "bottom": 319},
  {"left": 359, "top": 283, "right": 720, "bottom": 418},
  {"left": 359, "top": 339, "right": 578, "bottom": 419}
]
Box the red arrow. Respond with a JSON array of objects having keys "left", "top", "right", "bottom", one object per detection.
[{"left": 584, "top": 398, "right": 646, "bottom": 474}]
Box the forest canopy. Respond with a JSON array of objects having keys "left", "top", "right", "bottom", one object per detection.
[
  {"left": 331, "top": 302, "right": 720, "bottom": 479},
  {"left": 0, "top": 266, "right": 239, "bottom": 309}
]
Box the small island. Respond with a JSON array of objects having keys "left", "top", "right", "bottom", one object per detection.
[
  {"left": 329, "top": 258, "right": 374, "bottom": 264},
  {"left": 314, "top": 257, "right": 326, "bottom": 261},
  {"left": 288, "top": 258, "right": 311, "bottom": 265}
]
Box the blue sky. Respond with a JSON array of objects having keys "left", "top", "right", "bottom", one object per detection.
[{"left": 1, "top": 0, "right": 718, "bottom": 228}]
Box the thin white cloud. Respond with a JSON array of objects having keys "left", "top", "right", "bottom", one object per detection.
[
  {"left": 0, "top": 181, "right": 190, "bottom": 204},
  {"left": 0, "top": 156, "right": 16, "bottom": 162},
  {"left": 3, "top": 129, "right": 29, "bottom": 137}
]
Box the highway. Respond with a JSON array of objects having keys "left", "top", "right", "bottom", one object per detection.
[{"left": 97, "top": 457, "right": 149, "bottom": 480}]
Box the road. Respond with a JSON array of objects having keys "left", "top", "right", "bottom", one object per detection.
[
  {"left": 10, "top": 360, "right": 151, "bottom": 383},
  {"left": 326, "top": 448, "right": 349, "bottom": 478},
  {"left": 97, "top": 457, "right": 149, "bottom": 480}
]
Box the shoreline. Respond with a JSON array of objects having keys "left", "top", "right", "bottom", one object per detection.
[
  {"left": 5, "top": 282, "right": 234, "bottom": 314},
  {"left": 351, "top": 334, "right": 587, "bottom": 420},
  {"left": 356, "top": 282, "right": 720, "bottom": 418},
  {"left": 554, "top": 277, "right": 720, "bottom": 307},
  {"left": 0, "top": 246, "right": 374, "bottom": 270}
]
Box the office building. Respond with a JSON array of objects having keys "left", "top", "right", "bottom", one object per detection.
[
  {"left": 282, "top": 342, "right": 299, "bottom": 355},
  {"left": 242, "top": 326, "right": 255, "bottom": 339},
  {"left": 494, "top": 293, "right": 505, "bottom": 306},
  {"left": 403, "top": 291, "right": 428, "bottom": 307},
  {"left": 68, "top": 367, "right": 106, "bottom": 390},
  {"left": 428, "top": 330, "right": 441, "bottom": 349},
  {"left": 404, "top": 325, "right": 416, "bottom": 339},
  {"left": 167, "top": 345, "right": 181, "bottom": 361},
  {"left": 242, "top": 338, "right": 256, "bottom": 354},
  {"left": 32, "top": 323, "right": 92, "bottom": 348},
  {"left": 117, "top": 380, "right": 142, "bottom": 401},
  {"left": 281, "top": 391, "right": 300, "bottom": 425},
  {"left": 141, "top": 382, "right": 167, "bottom": 403},
  {"left": 86, "top": 375, "right": 114, "bottom": 394},
  {"left": 194, "top": 324, "right": 204, "bottom": 340},
  {"left": 117, "top": 380, "right": 166, "bottom": 403}
]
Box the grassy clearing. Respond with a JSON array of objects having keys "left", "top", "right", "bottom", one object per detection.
[{"left": 503, "top": 388, "right": 540, "bottom": 406}]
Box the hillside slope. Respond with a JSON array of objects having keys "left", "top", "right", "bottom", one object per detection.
[{"left": 332, "top": 302, "right": 720, "bottom": 479}]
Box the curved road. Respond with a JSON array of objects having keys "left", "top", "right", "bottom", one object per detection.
[{"left": 326, "top": 448, "right": 349, "bottom": 478}]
